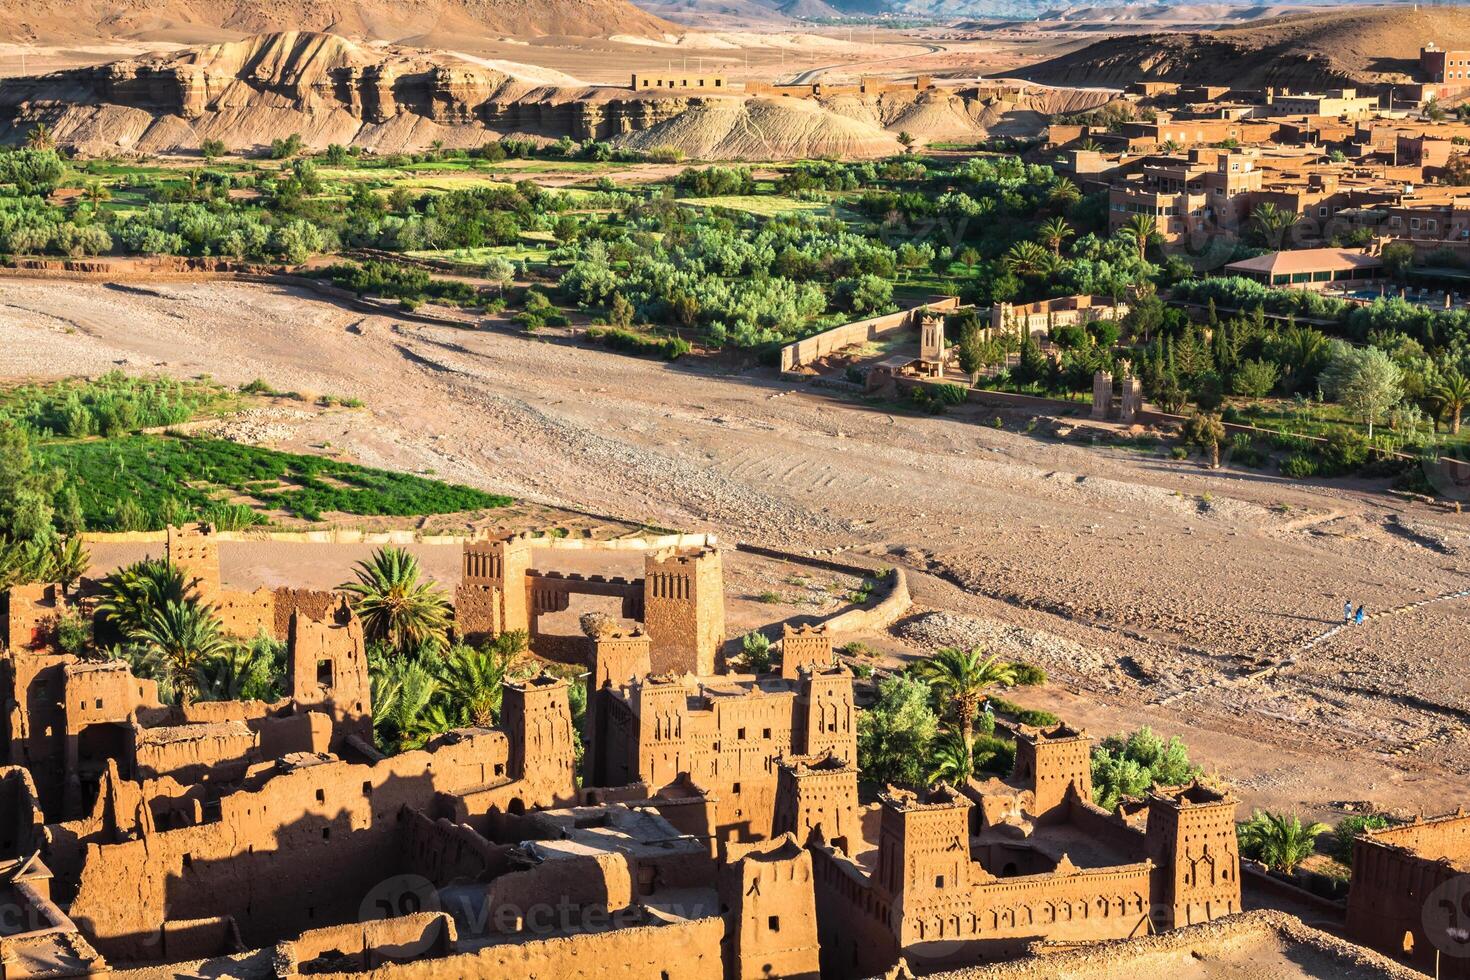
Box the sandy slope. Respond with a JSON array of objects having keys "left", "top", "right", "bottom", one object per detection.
[
  {"left": 1015, "top": 5, "right": 1470, "bottom": 89},
  {"left": 0, "top": 277, "right": 1466, "bottom": 819}
]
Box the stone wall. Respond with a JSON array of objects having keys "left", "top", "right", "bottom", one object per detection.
[{"left": 780, "top": 298, "right": 963, "bottom": 374}]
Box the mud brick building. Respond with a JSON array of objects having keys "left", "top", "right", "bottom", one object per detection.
[
  {"left": 1348, "top": 808, "right": 1470, "bottom": 979},
  {"left": 812, "top": 724, "right": 1241, "bottom": 976},
  {"left": 456, "top": 531, "right": 725, "bottom": 673}
]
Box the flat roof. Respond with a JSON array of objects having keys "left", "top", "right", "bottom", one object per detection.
[{"left": 1226, "top": 248, "right": 1383, "bottom": 276}]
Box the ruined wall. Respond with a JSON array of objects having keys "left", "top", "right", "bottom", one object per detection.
[
  {"left": 62, "top": 727, "right": 557, "bottom": 959},
  {"left": 3, "top": 583, "right": 69, "bottom": 652},
  {"left": 273, "top": 588, "right": 341, "bottom": 642},
  {"left": 280, "top": 912, "right": 455, "bottom": 976},
  {"left": 287, "top": 602, "right": 372, "bottom": 749}
]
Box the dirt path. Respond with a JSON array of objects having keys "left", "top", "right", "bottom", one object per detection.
[{"left": 1, "top": 277, "right": 1466, "bottom": 820}]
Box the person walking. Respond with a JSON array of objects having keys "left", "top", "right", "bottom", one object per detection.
[
  {"left": 1343, "top": 600, "right": 1353, "bottom": 623},
  {"left": 1354, "top": 605, "right": 1366, "bottom": 626}
]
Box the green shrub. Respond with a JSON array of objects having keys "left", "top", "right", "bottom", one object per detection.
[
  {"left": 1092, "top": 727, "right": 1201, "bottom": 810},
  {"left": 1317, "top": 429, "right": 1370, "bottom": 476},
  {"left": 1280, "top": 453, "right": 1319, "bottom": 478},
  {"left": 1332, "top": 814, "right": 1392, "bottom": 865},
  {"left": 1009, "top": 663, "right": 1047, "bottom": 686},
  {"left": 585, "top": 326, "right": 690, "bottom": 361},
  {"left": 987, "top": 696, "right": 1058, "bottom": 727}
]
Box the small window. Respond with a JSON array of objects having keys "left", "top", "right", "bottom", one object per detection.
[
  {"left": 935, "top": 875, "right": 945, "bottom": 888},
  {"left": 762, "top": 728, "right": 771, "bottom": 740},
  {"left": 494, "top": 763, "right": 505, "bottom": 777},
  {"left": 362, "top": 781, "right": 373, "bottom": 797},
  {"left": 317, "top": 659, "right": 334, "bottom": 687},
  {"left": 182, "top": 853, "right": 193, "bottom": 868},
  {"left": 733, "top": 782, "right": 742, "bottom": 794},
  {"left": 768, "top": 915, "right": 780, "bottom": 932},
  {"left": 737, "top": 727, "right": 747, "bottom": 740},
  {"left": 322, "top": 827, "right": 331, "bottom": 840},
  {"left": 316, "top": 788, "right": 325, "bottom": 803},
  {"left": 94, "top": 698, "right": 103, "bottom": 709}
]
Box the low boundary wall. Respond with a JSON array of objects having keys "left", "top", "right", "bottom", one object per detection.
[
  {"left": 80, "top": 529, "right": 719, "bottom": 550},
  {"left": 779, "top": 297, "right": 961, "bottom": 374}
]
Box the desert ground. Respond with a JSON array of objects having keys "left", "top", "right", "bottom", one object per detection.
[{"left": 2, "top": 276, "right": 1466, "bottom": 824}]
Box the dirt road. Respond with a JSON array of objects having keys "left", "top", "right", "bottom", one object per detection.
[{"left": 1, "top": 277, "right": 1466, "bottom": 818}]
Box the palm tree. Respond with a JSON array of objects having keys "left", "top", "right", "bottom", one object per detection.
[
  {"left": 1237, "top": 810, "right": 1329, "bottom": 873},
  {"left": 134, "top": 600, "right": 230, "bottom": 704},
  {"left": 915, "top": 647, "right": 1017, "bottom": 780},
  {"left": 25, "top": 122, "right": 54, "bottom": 150},
  {"left": 1003, "top": 240, "right": 1049, "bottom": 278},
  {"left": 82, "top": 182, "right": 111, "bottom": 207},
  {"left": 1048, "top": 178, "right": 1081, "bottom": 209},
  {"left": 433, "top": 636, "right": 531, "bottom": 728},
  {"left": 1430, "top": 370, "right": 1470, "bottom": 435},
  {"left": 97, "top": 559, "right": 190, "bottom": 640},
  {"left": 371, "top": 657, "right": 450, "bottom": 752},
  {"left": 929, "top": 729, "right": 980, "bottom": 785},
  {"left": 1250, "top": 202, "right": 1296, "bottom": 249},
  {"left": 1272, "top": 324, "right": 1330, "bottom": 393},
  {"left": 1037, "top": 216, "right": 1075, "bottom": 257},
  {"left": 1120, "top": 214, "right": 1156, "bottom": 261},
  {"left": 194, "top": 635, "right": 282, "bottom": 703},
  {"left": 341, "top": 547, "right": 450, "bottom": 655}
]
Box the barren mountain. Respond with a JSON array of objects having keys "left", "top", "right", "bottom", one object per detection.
[
  {"left": 0, "top": 30, "right": 1115, "bottom": 159},
  {"left": 0, "top": 0, "right": 676, "bottom": 45},
  {"left": 1012, "top": 4, "right": 1470, "bottom": 89}
]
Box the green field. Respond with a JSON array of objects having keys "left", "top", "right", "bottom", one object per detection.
[
  {"left": 41, "top": 433, "right": 511, "bottom": 528},
  {"left": 674, "top": 195, "right": 831, "bottom": 217}
]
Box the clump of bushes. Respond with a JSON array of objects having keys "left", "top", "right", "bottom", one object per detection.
[
  {"left": 1091, "top": 727, "right": 1200, "bottom": 810},
  {"left": 584, "top": 326, "right": 691, "bottom": 361},
  {"left": 515, "top": 290, "right": 570, "bottom": 331}
]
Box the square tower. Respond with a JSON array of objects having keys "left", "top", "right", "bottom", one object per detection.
[
  {"left": 455, "top": 533, "right": 533, "bottom": 643},
  {"left": 1145, "top": 782, "right": 1241, "bottom": 930},
  {"left": 719, "top": 835, "right": 821, "bottom": 980},
  {"left": 873, "top": 785, "right": 973, "bottom": 911},
  {"left": 643, "top": 548, "right": 725, "bottom": 677},
  {"left": 780, "top": 624, "right": 833, "bottom": 680},
  {"left": 630, "top": 676, "right": 694, "bottom": 789},
  {"left": 500, "top": 674, "right": 576, "bottom": 806},
  {"left": 583, "top": 630, "right": 653, "bottom": 785},
  {"left": 795, "top": 667, "right": 855, "bottom": 762},
  {"left": 774, "top": 752, "right": 858, "bottom": 850},
  {"left": 1012, "top": 723, "right": 1093, "bottom": 822}
]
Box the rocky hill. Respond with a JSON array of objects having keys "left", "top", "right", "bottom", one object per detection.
[
  {"left": 0, "top": 31, "right": 1116, "bottom": 159},
  {"left": 0, "top": 0, "right": 675, "bottom": 44},
  {"left": 1012, "top": 5, "right": 1470, "bottom": 90}
]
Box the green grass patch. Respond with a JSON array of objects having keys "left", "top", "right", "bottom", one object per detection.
[
  {"left": 674, "top": 195, "right": 830, "bottom": 217},
  {"left": 40, "top": 433, "right": 511, "bottom": 528}
]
